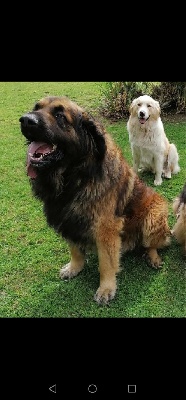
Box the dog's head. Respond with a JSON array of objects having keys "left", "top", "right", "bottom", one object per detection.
[
  {"left": 173, "top": 183, "right": 186, "bottom": 217},
  {"left": 19, "top": 96, "right": 106, "bottom": 178},
  {"left": 129, "top": 95, "right": 160, "bottom": 124},
  {"left": 172, "top": 184, "right": 186, "bottom": 258}
]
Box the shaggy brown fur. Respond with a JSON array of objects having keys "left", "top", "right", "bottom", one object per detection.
[
  {"left": 19, "top": 96, "right": 171, "bottom": 304},
  {"left": 172, "top": 184, "right": 186, "bottom": 258}
]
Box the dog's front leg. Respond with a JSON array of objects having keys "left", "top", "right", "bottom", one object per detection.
[
  {"left": 131, "top": 145, "right": 141, "bottom": 173},
  {"left": 94, "top": 225, "right": 122, "bottom": 304},
  {"left": 153, "top": 154, "right": 163, "bottom": 185},
  {"left": 60, "top": 244, "right": 85, "bottom": 279}
]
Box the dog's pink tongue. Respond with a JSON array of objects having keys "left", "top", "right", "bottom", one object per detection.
[
  {"left": 27, "top": 141, "right": 52, "bottom": 178},
  {"left": 139, "top": 118, "right": 146, "bottom": 124},
  {"left": 28, "top": 141, "right": 52, "bottom": 155},
  {"left": 27, "top": 165, "right": 37, "bottom": 178}
]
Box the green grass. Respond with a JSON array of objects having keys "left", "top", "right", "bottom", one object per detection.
[{"left": 0, "top": 82, "right": 185, "bottom": 318}]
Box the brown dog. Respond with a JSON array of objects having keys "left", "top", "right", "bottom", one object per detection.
[
  {"left": 172, "top": 183, "right": 186, "bottom": 258},
  {"left": 19, "top": 96, "right": 171, "bottom": 304}
]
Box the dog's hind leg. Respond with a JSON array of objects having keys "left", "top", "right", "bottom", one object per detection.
[
  {"left": 60, "top": 244, "right": 85, "bottom": 279},
  {"left": 169, "top": 143, "right": 180, "bottom": 175},
  {"left": 142, "top": 206, "right": 171, "bottom": 267}
]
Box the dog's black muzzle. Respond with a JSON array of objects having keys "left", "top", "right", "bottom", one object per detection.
[
  {"left": 19, "top": 113, "right": 44, "bottom": 142},
  {"left": 19, "top": 113, "right": 39, "bottom": 128}
]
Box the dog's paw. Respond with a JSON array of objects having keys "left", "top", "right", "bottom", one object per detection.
[
  {"left": 173, "top": 166, "right": 180, "bottom": 174},
  {"left": 143, "top": 253, "right": 163, "bottom": 269},
  {"left": 154, "top": 178, "right": 162, "bottom": 186},
  {"left": 164, "top": 171, "right": 171, "bottom": 179},
  {"left": 94, "top": 286, "right": 116, "bottom": 305},
  {"left": 59, "top": 263, "right": 80, "bottom": 279}
]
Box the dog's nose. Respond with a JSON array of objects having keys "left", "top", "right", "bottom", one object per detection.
[
  {"left": 139, "top": 111, "right": 145, "bottom": 117},
  {"left": 19, "top": 113, "right": 39, "bottom": 127}
]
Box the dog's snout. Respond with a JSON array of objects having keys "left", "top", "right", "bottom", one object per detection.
[
  {"left": 139, "top": 111, "right": 145, "bottom": 118},
  {"left": 19, "top": 113, "right": 39, "bottom": 127}
]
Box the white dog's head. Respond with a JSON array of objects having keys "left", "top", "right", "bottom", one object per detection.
[{"left": 129, "top": 95, "right": 160, "bottom": 124}]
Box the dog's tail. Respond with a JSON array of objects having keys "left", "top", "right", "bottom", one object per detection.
[{"left": 168, "top": 143, "right": 180, "bottom": 174}]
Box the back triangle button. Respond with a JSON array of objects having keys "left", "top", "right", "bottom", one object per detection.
[{"left": 49, "top": 384, "right": 57, "bottom": 393}]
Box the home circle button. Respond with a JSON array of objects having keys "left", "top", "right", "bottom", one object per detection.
[{"left": 88, "top": 384, "right": 97, "bottom": 393}]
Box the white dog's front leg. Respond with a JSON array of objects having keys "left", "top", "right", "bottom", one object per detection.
[
  {"left": 132, "top": 145, "right": 140, "bottom": 173},
  {"left": 153, "top": 154, "right": 163, "bottom": 185}
]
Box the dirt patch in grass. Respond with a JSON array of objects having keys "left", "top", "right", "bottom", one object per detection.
[{"left": 161, "top": 112, "right": 186, "bottom": 123}]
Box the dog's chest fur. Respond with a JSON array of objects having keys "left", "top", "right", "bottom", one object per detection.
[
  {"left": 128, "top": 118, "right": 164, "bottom": 150},
  {"left": 32, "top": 174, "right": 97, "bottom": 245},
  {"left": 30, "top": 158, "right": 122, "bottom": 248}
]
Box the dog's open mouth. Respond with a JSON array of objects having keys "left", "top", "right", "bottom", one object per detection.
[
  {"left": 27, "top": 141, "right": 57, "bottom": 178},
  {"left": 138, "top": 116, "right": 150, "bottom": 125},
  {"left": 139, "top": 118, "right": 146, "bottom": 124}
]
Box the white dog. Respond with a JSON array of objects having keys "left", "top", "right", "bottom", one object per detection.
[{"left": 127, "top": 94, "right": 180, "bottom": 185}]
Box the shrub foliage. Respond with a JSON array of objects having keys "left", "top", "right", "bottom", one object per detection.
[{"left": 100, "top": 82, "right": 186, "bottom": 120}]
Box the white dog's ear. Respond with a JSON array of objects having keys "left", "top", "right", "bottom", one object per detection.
[
  {"left": 129, "top": 99, "right": 136, "bottom": 114},
  {"left": 154, "top": 100, "right": 161, "bottom": 115}
]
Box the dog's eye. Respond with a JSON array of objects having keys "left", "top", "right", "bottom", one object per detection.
[
  {"left": 54, "top": 112, "right": 67, "bottom": 126},
  {"left": 147, "top": 104, "right": 151, "bottom": 108},
  {"left": 55, "top": 112, "right": 67, "bottom": 122},
  {"left": 33, "top": 103, "right": 41, "bottom": 111},
  {"left": 55, "top": 112, "right": 63, "bottom": 119},
  {"left": 137, "top": 103, "right": 141, "bottom": 106}
]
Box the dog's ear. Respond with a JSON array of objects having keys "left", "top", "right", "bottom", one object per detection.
[
  {"left": 154, "top": 100, "right": 161, "bottom": 115},
  {"left": 80, "top": 111, "right": 106, "bottom": 161},
  {"left": 73, "top": 111, "right": 83, "bottom": 130},
  {"left": 129, "top": 99, "right": 136, "bottom": 115}
]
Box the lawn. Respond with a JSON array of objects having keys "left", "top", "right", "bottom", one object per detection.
[{"left": 0, "top": 82, "right": 185, "bottom": 318}]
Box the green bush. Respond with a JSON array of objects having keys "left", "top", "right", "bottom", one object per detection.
[
  {"left": 151, "top": 82, "right": 186, "bottom": 114},
  {"left": 99, "top": 82, "right": 160, "bottom": 120},
  {"left": 100, "top": 82, "right": 186, "bottom": 120}
]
